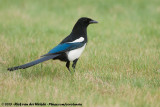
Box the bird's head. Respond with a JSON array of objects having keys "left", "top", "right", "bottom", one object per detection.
[
  {"left": 72, "top": 17, "right": 98, "bottom": 35},
  {"left": 76, "top": 17, "right": 98, "bottom": 27}
]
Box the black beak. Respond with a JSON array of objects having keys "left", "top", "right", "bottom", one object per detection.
[{"left": 89, "top": 20, "right": 98, "bottom": 24}]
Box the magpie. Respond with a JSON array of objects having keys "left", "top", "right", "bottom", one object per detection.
[{"left": 8, "top": 17, "right": 98, "bottom": 72}]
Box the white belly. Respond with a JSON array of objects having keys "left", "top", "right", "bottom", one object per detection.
[{"left": 67, "top": 44, "right": 86, "bottom": 61}]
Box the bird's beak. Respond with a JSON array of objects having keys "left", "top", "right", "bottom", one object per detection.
[{"left": 89, "top": 20, "right": 98, "bottom": 24}]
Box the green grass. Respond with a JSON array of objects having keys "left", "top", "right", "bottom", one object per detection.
[{"left": 0, "top": 0, "right": 160, "bottom": 107}]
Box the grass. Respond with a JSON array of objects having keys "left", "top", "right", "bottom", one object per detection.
[{"left": 0, "top": 0, "right": 160, "bottom": 107}]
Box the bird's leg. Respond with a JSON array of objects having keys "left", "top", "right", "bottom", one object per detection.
[
  {"left": 72, "top": 59, "right": 78, "bottom": 71},
  {"left": 66, "top": 61, "right": 70, "bottom": 72}
]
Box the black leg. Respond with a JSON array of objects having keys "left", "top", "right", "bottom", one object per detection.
[
  {"left": 72, "top": 59, "right": 78, "bottom": 71},
  {"left": 66, "top": 61, "right": 70, "bottom": 72}
]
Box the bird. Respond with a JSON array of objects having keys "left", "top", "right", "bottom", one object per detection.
[{"left": 8, "top": 17, "right": 98, "bottom": 72}]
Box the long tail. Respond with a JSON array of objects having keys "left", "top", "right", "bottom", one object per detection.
[{"left": 8, "top": 54, "right": 59, "bottom": 71}]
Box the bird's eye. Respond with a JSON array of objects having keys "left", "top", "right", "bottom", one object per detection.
[{"left": 84, "top": 19, "right": 88, "bottom": 22}]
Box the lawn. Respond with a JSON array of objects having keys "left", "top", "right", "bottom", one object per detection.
[{"left": 0, "top": 0, "right": 160, "bottom": 107}]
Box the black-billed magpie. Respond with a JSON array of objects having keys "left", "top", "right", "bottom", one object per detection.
[{"left": 8, "top": 17, "right": 98, "bottom": 72}]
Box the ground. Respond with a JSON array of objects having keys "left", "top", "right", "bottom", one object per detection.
[{"left": 0, "top": 0, "right": 160, "bottom": 107}]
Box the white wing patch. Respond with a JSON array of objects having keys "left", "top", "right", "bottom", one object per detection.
[
  {"left": 68, "top": 37, "right": 84, "bottom": 43},
  {"left": 67, "top": 43, "right": 86, "bottom": 61}
]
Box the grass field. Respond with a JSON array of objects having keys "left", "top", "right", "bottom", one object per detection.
[{"left": 0, "top": 0, "right": 160, "bottom": 107}]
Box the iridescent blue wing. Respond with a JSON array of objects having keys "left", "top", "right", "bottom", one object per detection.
[{"left": 41, "top": 42, "right": 84, "bottom": 57}]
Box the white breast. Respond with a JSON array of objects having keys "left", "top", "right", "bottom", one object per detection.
[{"left": 67, "top": 44, "right": 86, "bottom": 61}]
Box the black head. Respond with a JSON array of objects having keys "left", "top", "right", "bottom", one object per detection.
[
  {"left": 76, "top": 17, "right": 98, "bottom": 27},
  {"left": 71, "top": 17, "right": 98, "bottom": 38}
]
